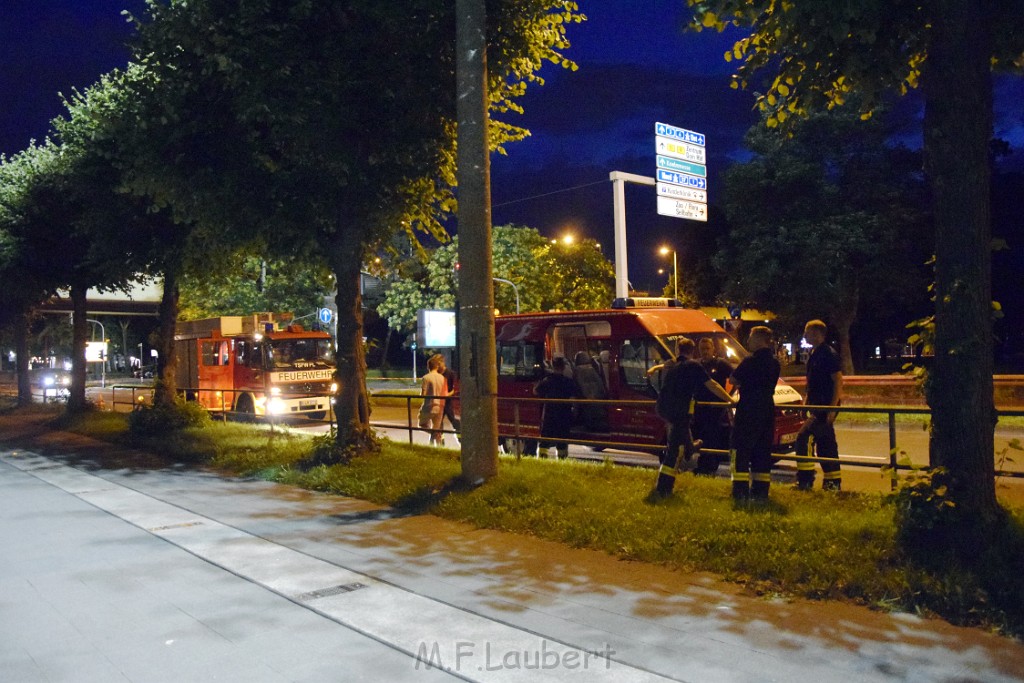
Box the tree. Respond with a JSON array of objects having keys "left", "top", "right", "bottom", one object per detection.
[
  {"left": 0, "top": 139, "right": 142, "bottom": 411},
  {"left": 53, "top": 68, "right": 198, "bottom": 413},
  {"left": 716, "top": 108, "right": 931, "bottom": 374},
  {"left": 687, "top": 0, "right": 1024, "bottom": 539},
  {"left": 121, "top": 0, "right": 583, "bottom": 456}
]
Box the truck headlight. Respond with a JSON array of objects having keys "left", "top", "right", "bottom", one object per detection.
[
  {"left": 270, "top": 387, "right": 281, "bottom": 396},
  {"left": 330, "top": 382, "right": 338, "bottom": 393},
  {"left": 267, "top": 397, "right": 286, "bottom": 414}
]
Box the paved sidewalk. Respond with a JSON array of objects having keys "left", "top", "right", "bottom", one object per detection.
[{"left": 1, "top": 430, "right": 1023, "bottom": 681}]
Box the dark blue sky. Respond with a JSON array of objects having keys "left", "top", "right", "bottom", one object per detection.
[{"left": 2, "top": 1, "right": 1021, "bottom": 290}]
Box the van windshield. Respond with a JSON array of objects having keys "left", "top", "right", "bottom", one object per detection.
[
  {"left": 267, "top": 338, "right": 336, "bottom": 369},
  {"left": 657, "top": 332, "right": 747, "bottom": 366}
]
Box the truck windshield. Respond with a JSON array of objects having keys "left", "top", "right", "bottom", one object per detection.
[
  {"left": 657, "top": 332, "right": 747, "bottom": 366},
  {"left": 267, "top": 338, "right": 335, "bottom": 369}
]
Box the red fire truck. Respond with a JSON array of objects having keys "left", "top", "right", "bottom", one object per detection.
[
  {"left": 174, "top": 313, "right": 336, "bottom": 419},
  {"left": 494, "top": 298, "right": 803, "bottom": 454}
]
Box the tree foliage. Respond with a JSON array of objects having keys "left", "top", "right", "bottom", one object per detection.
[
  {"left": 717, "top": 108, "right": 931, "bottom": 373},
  {"left": 178, "top": 253, "right": 332, "bottom": 321},
  {"left": 377, "top": 225, "right": 614, "bottom": 335}
]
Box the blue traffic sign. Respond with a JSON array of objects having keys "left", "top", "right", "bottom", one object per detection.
[
  {"left": 318, "top": 307, "right": 333, "bottom": 325},
  {"left": 655, "top": 122, "right": 705, "bottom": 147},
  {"left": 656, "top": 169, "right": 707, "bottom": 190}
]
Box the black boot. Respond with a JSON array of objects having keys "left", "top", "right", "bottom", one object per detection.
[{"left": 731, "top": 481, "right": 750, "bottom": 501}]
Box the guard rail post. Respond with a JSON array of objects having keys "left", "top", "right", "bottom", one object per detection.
[
  {"left": 888, "top": 410, "right": 898, "bottom": 491},
  {"left": 513, "top": 401, "right": 522, "bottom": 459},
  {"left": 406, "top": 396, "right": 414, "bottom": 444}
]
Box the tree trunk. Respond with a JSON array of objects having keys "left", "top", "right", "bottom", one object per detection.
[
  {"left": 153, "top": 272, "right": 180, "bottom": 410},
  {"left": 922, "top": 0, "right": 999, "bottom": 524},
  {"left": 67, "top": 285, "right": 89, "bottom": 412},
  {"left": 329, "top": 235, "right": 375, "bottom": 454},
  {"left": 15, "top": 310, "right": 32, "bottom": 406},
  {"left": 832, "top": 286, "right": 859, "bottom": 376},
  {"left": 456, "top": 0, "right": 499, "bottom": 484}
]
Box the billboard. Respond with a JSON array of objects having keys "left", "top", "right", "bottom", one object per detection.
[{"left": 417, "top": 309, "right": 457, "bottom": 348}]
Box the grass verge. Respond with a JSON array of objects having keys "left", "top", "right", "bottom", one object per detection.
[{"left": 26, "top": 408, "right": 1024, "bottom": 637}]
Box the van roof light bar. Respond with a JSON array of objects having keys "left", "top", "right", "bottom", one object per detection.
[{"left": 611, "top": 297, "right": 684, "bottom": 309}]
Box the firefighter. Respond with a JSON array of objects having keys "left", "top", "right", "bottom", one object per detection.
[
  {"left": 794, "top": 320, "right": 844, "bottom": 490},
  {"left": 693, "top": 337, "right": 734, "bottom": 475},
  {"left": 654, "top": 337, "right": 734, "bottom": 496},
  {"left": 728, "top": 326, "right": 781, "bottom": 501}
]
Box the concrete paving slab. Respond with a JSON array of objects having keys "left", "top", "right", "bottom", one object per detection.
[{"left": 3, "top": 445, "right": 1024, "bottom": 683}]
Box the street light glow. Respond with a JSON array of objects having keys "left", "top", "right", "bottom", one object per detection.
[{"left": 658, "top": 246, "right": 678, "bottom": 301}]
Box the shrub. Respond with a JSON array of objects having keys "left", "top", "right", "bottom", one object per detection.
[{"left": 128, "top": 398, "right": 211, "bottom": 435}]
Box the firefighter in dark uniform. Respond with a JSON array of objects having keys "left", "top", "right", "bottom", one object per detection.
[
  {"left": 795, "top": 319, "right": 844, "bottom": 490},
  {"left": 693, "top": 337, "right": 734, "bottom": 475},
  {"left": 653, "top": 337, "right": 734, "bottom": 496},
  {"left": 729, "top": 326, "right": 781, "bottom": 501},
  {"left": 533, "top": 356, "right": 578, "bottom": 459}
]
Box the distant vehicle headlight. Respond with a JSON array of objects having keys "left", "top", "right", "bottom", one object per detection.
[{"left": 43, "top": 376, "right": 55, "bottom": 387}]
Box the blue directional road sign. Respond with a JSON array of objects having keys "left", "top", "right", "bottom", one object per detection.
[
  {"left": 655, "top": 122, "right": 705, "bottom": 147},
  {"left": 318, "top": 307, "right": 333, "bottom": 325},
  {"left": 656, "top": 169, "right": 707, "bottom": 190}
]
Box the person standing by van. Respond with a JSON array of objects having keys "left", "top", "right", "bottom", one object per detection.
[
  {"left": 534, "top": 356, "right": 578, "bottom": 458},
  {"left": 655, "top": 338, "right": 734, "bottom": 496},
  {"left": 419, "top": 356, "right": 447, "bottom": 446},
  {"left": 728, "top": 326, "right": 780, "bottom": 501},
  {"left": 433, "top": 354, "right": 461, "bottom": 441},
  {"left": 693, "top": 337, "right": 734, "bottom": 475},
  {"left": 794, "top": 320, "right": 843, "bottom": 490}
]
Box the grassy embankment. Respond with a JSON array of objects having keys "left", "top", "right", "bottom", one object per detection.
[{"left": 10, "top": 402, "right": 1024, "bottom": 638}]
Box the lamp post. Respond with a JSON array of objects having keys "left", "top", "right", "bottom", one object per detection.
[
  {"left": 492, "top": 277, "right": 520, "bottom": 314},
  {"left": 659, "top": 246, "right": 678, "bottom": 301}
]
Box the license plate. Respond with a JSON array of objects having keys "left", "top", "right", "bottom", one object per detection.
[
  {"left": 780, "top": 432, "right": 798, "bottom": 444},
  {"left": 300, "top": 400, "right": 317, "bottom": 409}
]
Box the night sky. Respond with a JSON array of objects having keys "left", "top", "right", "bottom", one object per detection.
[{"left": 2, "top": 1, "right": 1022, "bottom": 291}]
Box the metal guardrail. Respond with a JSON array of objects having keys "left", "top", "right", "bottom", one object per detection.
[
  {"left": 97, "top": 384, "right": 1023, "bottom": 487},
  {"left": 369, "top": 392, "right": 1024, "bottom": 488}
]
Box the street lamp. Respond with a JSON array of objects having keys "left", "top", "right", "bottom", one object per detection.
[
  {"left": 493, "top": 277, "right": 520, "bottom": 314},
  {"left": 659, "top": 246, "right": 678, "bottom": 301}
]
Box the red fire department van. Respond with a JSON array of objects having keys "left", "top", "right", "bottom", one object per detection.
[
  {"left": 174, "top": 313, "right": 336, "bottom": 418},
  {"left": 494, "top": 298, "right": 803, "bottom": 454}
]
